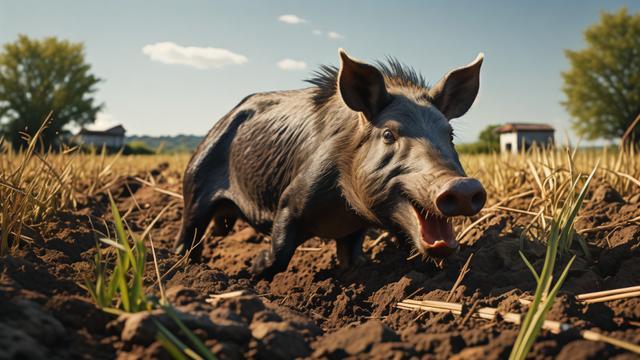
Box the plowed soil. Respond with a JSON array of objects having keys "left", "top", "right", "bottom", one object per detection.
[{"left": 1, "top": 164, "right": 639, "bottom": 359}]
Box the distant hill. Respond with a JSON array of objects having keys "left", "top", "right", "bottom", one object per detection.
[{"left": 126, "top": 134, "right": 203, "bottom": 153}]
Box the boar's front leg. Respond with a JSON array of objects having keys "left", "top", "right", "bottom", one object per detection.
[
  {"left": 251, "top": 181, "right": 306, "bottom": 280},
  {"left": 336, "top": 229, "right": 367, "bottom": 269},
  {"left": 251, "top": 206, "right": 300, "bottom": 280}
]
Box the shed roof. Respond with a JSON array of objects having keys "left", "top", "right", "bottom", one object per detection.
[
  {"left": 496, "top": 123, "right": 554, "bottom": 134},
  {"left": 78, "top": 125, "right": 126, "bottom": 136}
]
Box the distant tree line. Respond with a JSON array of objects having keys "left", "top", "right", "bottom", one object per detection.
[
  {"left": 126, "top": 134, "right": 203, "bottom": 153},
  {"left": 455, "top": 125, "right": 500, "bottom": 154}
]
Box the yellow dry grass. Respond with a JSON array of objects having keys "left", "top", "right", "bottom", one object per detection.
[{"left": 0, "top": 117, "right": 189, "bottom": 255}]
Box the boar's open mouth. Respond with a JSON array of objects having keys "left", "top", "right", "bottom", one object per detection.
[{"left": 411, "top": 203, "right": 458, "bottom": 257}]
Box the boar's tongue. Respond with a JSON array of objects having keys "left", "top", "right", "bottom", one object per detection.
[{"left": 414, "top": 207, "right": 458, "bottom": 251}]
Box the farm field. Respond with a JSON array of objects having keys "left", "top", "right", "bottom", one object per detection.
[{"left": 1, "top": 141, "right": 640, "bottom": 359}]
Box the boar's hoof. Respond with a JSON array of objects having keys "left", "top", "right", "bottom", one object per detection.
[
  {"left": 251, "top": 250, "right": 277, "bottom": 281},
  {"left": 173, "top": 242, "right": 203, "bottom": 262},
  {"left": 352, "top": 253, "right": 368, "bottom": 267},
  {"left": 337, "top": 253, "right": 368, "bottom": 270},
  {"left": 174, "top": 243, "right": 185, "bottom": 255}
]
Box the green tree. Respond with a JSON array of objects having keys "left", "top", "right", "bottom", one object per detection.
[
  {"left": 478, "top": 124, "right": 500, "bottom": 147},
  {"left": 456, "top": 124, "right": 500, "bottom": 154},
  {"left": 0, "top": 35, "right": 102, "bottom": 148},
  {"left": 562, "top": 7, "right": 640, "bottom": 141}
]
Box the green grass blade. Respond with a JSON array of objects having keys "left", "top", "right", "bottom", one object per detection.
[
  {"left": 109, "top": 192, "right": 132, "bottom": 270},
  {"left": 157, "top": 332, "right": 189, "bottom": 360},
  {"left": 102, "top": 307, "right": 127, "bottom": 316},
  {"left": 558, "top": 164, "right": 598, "bottom": 257},
  {"left": 155, "top": 320, "right": 205, "bottom": 360},
  {"left": 517, "top": 255, "right": 576, "bottom": 359},
  {"left": 99, "top": 237, "right": 126, "bottom": 251},
  {"left": 117, "top": 266, "right": 131, "bottom": 312},
  {"left": 518, "top": 251, "right": 540, "bottom": 284},
  {"left": 163, "top": 305, "right": 216, "bottom": 360}
]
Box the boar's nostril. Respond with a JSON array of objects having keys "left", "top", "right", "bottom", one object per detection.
[
  {"left": 435, "top": 193, "right": 459, "bottom": 217},
  {"left": 435, "top": 178, "right": 486, "bottom": 216},
  {"left": 470, "top": 187, "right": 487, "bottom": 214}
]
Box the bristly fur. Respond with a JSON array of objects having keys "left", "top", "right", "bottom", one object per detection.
[
  {"left": 305, "top": 65, "right": 339, "bottom": 109},
  {"left": 305, "top": 57, "right": 431, "bottom": 109},
  {"left": 375, "top": 57, "right": 428, "bottom": 89}
]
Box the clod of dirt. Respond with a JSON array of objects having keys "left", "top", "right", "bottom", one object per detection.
[
  {"left": 608, "top": 225, "right": 640, "bottom": 248},
  {"left": 165, "top": 285, "right": 200, "bottom": 306},
  {"left": 370, "top": 271, "right": 425, "bottom": 317},
  {"left": 312, "top": 320, "right": 399, "bottom": 358},
  {"left": 261, "top": 304, "right": 323, "bottom": 339},
  {"left": 0, "top": 299, "right": 67, "bottom": 347},
  {"left": 462, "top": 214, "right": 508, "bottom": 246},
  {"left": 450, "top": 330, "right": 517, "bottom": 360},
  {"left": 120, "top": 310, "right": 173, "bottom": 345},
  {"left": 119, "top": 308, "right": 250, "bottom": 347},
  {"left": 250, "top": 321, "right": 311, "bottom": 359},
  {"left": 46, "top": 294, "right": 111, "bottom": 333},
  {"left": 165, "top": 264, "right": 231, "bottom": 295},
  {"left": 0, "top": 323, "right": 49, "bottom": 360},
  {"left": 216, "top": 295, "right": 266, "bottom": 323},
  {"left": 555, "top": 340, "right": 608, "bottom": 360},
  {"left": 412, "top": 332, "right": 466, "bottom": 356},
  {"left": 207, "top": 339, "right": 245, "bottom": 360},
  {"left": 592, "top": 184, "right": 624, "bottom": 204}
]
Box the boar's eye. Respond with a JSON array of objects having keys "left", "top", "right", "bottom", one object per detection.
[{"left": 383, "top": 129, "right": 396, "bottom": 144}]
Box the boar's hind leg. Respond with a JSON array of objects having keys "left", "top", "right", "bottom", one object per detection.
[{"left": 336, "top": 229, "right": 367, "bottom": 269}]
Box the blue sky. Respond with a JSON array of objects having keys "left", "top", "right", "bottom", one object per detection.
[{"left": 1, "top": 0, "right": 638, "bottom": 143}]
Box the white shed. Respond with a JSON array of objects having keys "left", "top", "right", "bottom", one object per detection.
[
  {"left": 77, "top": 125, "right": 126, "bottom": 148},
  {"left": 497, "top": 123, "right": 554, "bottom": 154}
]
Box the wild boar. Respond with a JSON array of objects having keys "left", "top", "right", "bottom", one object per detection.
[{"left": 175, "top": 49, "right": 486, "bottom": 279}]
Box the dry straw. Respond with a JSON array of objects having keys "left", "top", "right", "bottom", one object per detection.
[{"left": 397, "top": 297, "right": 640, "bottom": 354}]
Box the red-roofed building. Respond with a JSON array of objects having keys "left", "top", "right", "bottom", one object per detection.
[{"left": 496, "top": 123, "right": 554, "bottom": 154}]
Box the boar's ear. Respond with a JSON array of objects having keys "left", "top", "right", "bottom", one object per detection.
[
  {"left": 338, "top": 49, "right": 391, "bottom": 120},
  {"left": 429, "top": 53, "right": 483, "bottom": 120}
]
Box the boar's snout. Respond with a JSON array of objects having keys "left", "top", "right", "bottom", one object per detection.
[{"left": 435, "top": 178, "right": 486, "bottom": 217}]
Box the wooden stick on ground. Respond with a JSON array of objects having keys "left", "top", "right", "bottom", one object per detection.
[
  {"left": 509, "top": 285, "right": 640, "bottom": 305},
  {"left": 576, "top": 285, "right": 640, "bottom": 304},
  {"left": 576, "top": 285, "right": 640, "bottom": 301},
  {"left": 397, "top": 298, "right": 640, "bottom": 354},
  {"left": 298, "top": 247, "right": 322, "bottom": 252},
  {"left": 206, "top": 290, "right": 247, "bottom": 303}
]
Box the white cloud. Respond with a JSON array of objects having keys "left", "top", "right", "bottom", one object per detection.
[
  {"left": 85, "top": 112, "right": 119, "bottom": 131},
  {"left": 142, "top": 42, "right": 248, "bottom": 69},
  {"left": 327, "top": 31, "right": 344, "bottom": 39},
  {"left": 277, "top": 59, "right": 307, "bottom": 71},
  {"left": 278, "top": 14, "right": 307, "bottom": 24},
  {"left": 312, "top": 29, "right": 323, "bottom": 35}
]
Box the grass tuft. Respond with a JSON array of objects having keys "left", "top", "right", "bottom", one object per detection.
[
  {"left": 509, "top": 164, "right": 597, "bottom": 360},
  {"left": 84, "top": 192, "right": 150, "bottom": 314}
]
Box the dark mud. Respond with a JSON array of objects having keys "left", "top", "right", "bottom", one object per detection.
[{"left": 1, "top": 167, "right": 639, "bottom": 359}]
